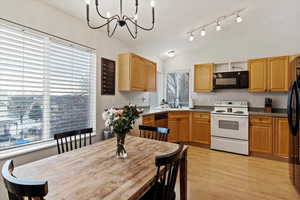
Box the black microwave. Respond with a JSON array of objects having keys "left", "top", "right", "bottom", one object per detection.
[{"left": 213, "top": 71, "right": 248, "bottom": 89}]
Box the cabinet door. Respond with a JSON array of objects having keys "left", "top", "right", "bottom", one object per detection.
[
  {"left": 143, "top": 115, "right": 155, "bottom": 127},
  {"left": 178, "top": 118, "right": 190, "bottom": 142},
  {"left": 248, "top": 58, "right": 268, "bottom": 92},
  {"left": 168, "top": 119, "right": 178, "bottom": 143},
  {"left": 274, "top": 117, "right": 289, "bottom": 158},
  {"left": 146, "top": 61, "right": 156, "bottom": 91},
  {"left": 191, "top": 119, "right": 210, "bottom": 145},
  {"left": 268, "top": 56, "right": 289, "bottom": 92},
  {"left": 131, "top": 55, "right": 147, "bottom": 91},
  {"left": 194, "top": 64, "right": 213, "bottom": 92},
  {"left": 250, "top": 124, "right": 273, "bottom": 154}
]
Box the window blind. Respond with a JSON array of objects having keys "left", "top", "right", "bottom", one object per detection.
[{"left": 0, "top": 21, "right": 96, "bottom": 150}]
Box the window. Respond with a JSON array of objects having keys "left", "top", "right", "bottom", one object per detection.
[
  {"left": 166, "top": 72, "right": 189, "bottom": 107},
  {"left": 0, "top": 21, "right": 96, "bottom": 150}
]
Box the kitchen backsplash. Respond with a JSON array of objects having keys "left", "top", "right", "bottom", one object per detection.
[{"left": 192, "top": 89, "right": 288, "bottom": 109}]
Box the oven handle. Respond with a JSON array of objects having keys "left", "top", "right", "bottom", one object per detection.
[{"left": 211, "top": 114, "right": 249, "bottom": 118}]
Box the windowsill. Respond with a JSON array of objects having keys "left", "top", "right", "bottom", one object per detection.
[{"left": 0, "top": 133, "right": 97, "bottom": 160}]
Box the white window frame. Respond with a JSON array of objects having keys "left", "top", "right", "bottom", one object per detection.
[
  {"left": 0, "top": 19, "right": 97, "bottom": 151},
  {"left": 164, "top": 69, "right": 191, "bottom": 107}
]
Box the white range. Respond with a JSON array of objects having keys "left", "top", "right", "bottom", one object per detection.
[{"left": 211, "top": 101, "right": 249, "bottom": 155}]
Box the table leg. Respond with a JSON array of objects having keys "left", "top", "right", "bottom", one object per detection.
[{"left": 180, "top": 149, "right": 187, "bottom": 200}]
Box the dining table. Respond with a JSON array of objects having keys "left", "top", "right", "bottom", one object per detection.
[{"left": 14, "top": 136, "right": 188, "bottom": 200}]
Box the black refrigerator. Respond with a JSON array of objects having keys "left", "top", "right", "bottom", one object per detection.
[{"left": 287, "top": 81, "right": 300, "bottom": 193}]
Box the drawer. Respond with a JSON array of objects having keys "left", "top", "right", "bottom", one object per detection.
[
  {"left": 250, "top": 115, "right": 273, "bottom": 124},
  {"left": 193, "top": 112, "right": 210, "bottom": 121},
  {"left": 143, "top": 115, "right": 155, "bottom": 123},
  {"left": 168, "top": 112, "right": 189, "bottom": 119}
]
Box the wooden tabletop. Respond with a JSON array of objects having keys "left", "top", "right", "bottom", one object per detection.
[{"left": 14, "top": 136, "right": 186, "bottom": 200}]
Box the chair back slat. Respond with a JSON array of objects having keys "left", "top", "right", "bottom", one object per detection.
[
  {"left": 79, "top": 133, "right": 82, "bottom": 148},
  {"left": 139, "top": 126, "right": 169, "bottom": 142},
  {"left": 2, "top": 160, "right": 48, "bottom": 200},
  {"left": 69, "top": 136, "right": 73, "bottom": 151},
  {"left": 54, "top": 128, "right": 93, "bottom": 154},
  {"left": 152, "top": 143, "right": 184, "bottom": 200},
  {"left": 64, "top": 137, "right": 68, "bottom": 152}
]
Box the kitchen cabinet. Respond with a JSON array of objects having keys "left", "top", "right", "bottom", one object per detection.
[
  {"left": 146, "top": 61, "right": 157, "bottom": 91},
  {"left": 168, "top": 112, "right": 190, "bottom": 142},
  {"left": 118, "top": 53, "right": 157, "bottom": 91},
  {"left": 194, "top": 64, "right": 213, "bottom": 92},
  {"left": 142, "top": 115, "right": 155, "bottom": 127},
  {"left": 249, "top": 56, "right": 292, "bottom": 92},
  {"left": 268, "top": 56, "right": 289, "bottom": 92},
  {"left": 250, "top": 115, "right": 273, "bottom": 155},
  {"left": 168, "top": 119, "right": 178, "bottom": 142},
  {"left": 248, "top": 58, "right": 268, "bottom": 92},
  {"left": 191, "top": 112, "right": 210, "bottom": 145},
  {"left": 273, "top": 117, "right": 289, "bottom": 158}
]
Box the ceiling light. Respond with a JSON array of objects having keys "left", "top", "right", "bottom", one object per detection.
[
  {"left": 201, "top": 29, "right": 206, "bottom": 37},
  {"left": 189, "top": 34, "right": 194, "bottom": 42},
  {"left": 236, "top": 14, "right": 243, "bottom": 23},
  {"left": 86, "top": 0, "right": 156, "bottom": 39},
  {"left": 216, "top": 22, "right": 221, "bottom": 31},
  {"left": 167, "top": 50, "right": 176, "bottom": 58},
  {"left": 150, "top": 0, "right": 156, "bottom": 7}
]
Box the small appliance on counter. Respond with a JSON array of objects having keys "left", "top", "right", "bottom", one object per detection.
[{"left": 264, "top": 98, "right": 273, "bottom": 113}]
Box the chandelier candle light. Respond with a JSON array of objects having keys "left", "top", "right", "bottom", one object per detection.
[{"left": 85, "top": 0, "right": 156, "bottom": 39}]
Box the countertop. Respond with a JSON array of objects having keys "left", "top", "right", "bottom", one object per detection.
[{"left": 141, "top": 106, "right": 287, "bottom": 118}]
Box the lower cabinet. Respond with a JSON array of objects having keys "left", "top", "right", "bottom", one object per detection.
[
  {"left": 168, "top": 112, "right": 190, "bottom": 143},
  {"left": 168, "top": 119, "right": 179, "bottom": 142},
  {"left": 250, "top": 115, "right": 289, "bottom": 159},
  {"left": 142, "top": 115, "right": 155, "bottom": 127},
  {"left": 273, "top": 117, "right": 289, "bottom": 158},
  {"left": 250, "top": 117, "right": 273, "bottom": 154},
  {"left": 191, "top": 112, "right": 211, "bottom": 145}
]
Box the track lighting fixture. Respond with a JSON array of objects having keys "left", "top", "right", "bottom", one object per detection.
[
  {"left": 236, "top": 14, "right": 243, "bottom": 23},
  {"left": 189, "top": 34, "right": 194, "bottom": 41},
  {"left": 186, "top": 8, "right": 246, "bottom": 41},
  {"left": 216, "top": 22, "right": 221, "bottom": 31},
  {"left": 201, "top": 29, "right": 206, "bottom": 37}
]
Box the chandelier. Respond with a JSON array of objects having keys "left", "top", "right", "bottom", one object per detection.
[{"left": 85, "top": 0, "right": 156, "bottom": 39}]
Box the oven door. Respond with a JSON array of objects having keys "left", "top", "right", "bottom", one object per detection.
[{"left": 211, "top": 114, "right": 249, "bottom": 140}]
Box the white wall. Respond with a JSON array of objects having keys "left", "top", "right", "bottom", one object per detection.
[
  {"left": 163, "top": 0, "right": 300, "bottom": 108},
  {"left": 0, "top": 0, "right": 155, "bottom": 199}
]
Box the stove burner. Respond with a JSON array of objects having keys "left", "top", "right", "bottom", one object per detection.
[{"left": 216, "top": 110, "right": 226, "bottom": 113}]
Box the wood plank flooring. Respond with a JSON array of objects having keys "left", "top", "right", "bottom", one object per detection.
[{"left": 176, "top": 146, "right": 300, "bottom": 200}]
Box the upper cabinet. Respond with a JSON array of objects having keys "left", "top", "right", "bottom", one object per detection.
[
  {"left": 268, "top": 56, "right": 289, "bottom": 92},
  {"left": 118, "top": 53, "right": 156, "bottom": 92},
  {"left": 249, "top": 56, "right": 292, "bottom": 92},
  {"left": 248, "top": 58, "right": 268, "bottom": 92},
  {"left": 194, "top": 64, "right": 213, "bottom": 92}
]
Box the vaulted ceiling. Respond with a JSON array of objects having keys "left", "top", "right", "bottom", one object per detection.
[{"left": 39, "top": 0, "right": 300, "bottom": 60}]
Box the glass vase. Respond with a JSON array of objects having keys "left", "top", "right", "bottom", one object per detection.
[{"left": 116, "top": 133, "right": 127, "bottom": 159}]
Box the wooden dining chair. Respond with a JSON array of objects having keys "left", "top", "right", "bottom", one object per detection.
[
  {"left": 2, "top": 160, "right": 48, "bottom": 200},
  {"left": 139, "top": 125, "right": 169, "bottom": 142},
  {"left": 140, "top": 143, "right": 184, "bottom": 200},
  {"left": 54, "top": 128, "right": 93, "bottom": 154}
]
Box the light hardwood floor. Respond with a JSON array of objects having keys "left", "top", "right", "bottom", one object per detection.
[{"left": 176, "top": 146, "right": 300, "bottom": 200}]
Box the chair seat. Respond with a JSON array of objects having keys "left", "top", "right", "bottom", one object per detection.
[{"left": 140, "top": 183, "right": 176, "bottom": 200}]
